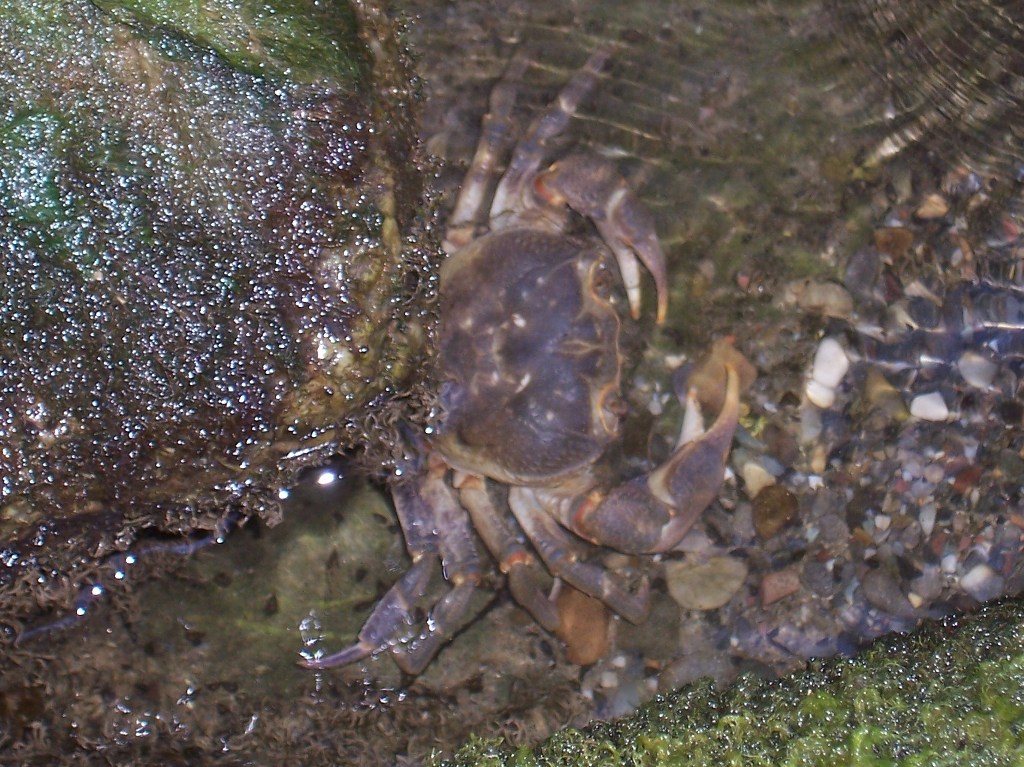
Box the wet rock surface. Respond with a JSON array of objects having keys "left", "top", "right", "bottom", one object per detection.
[{"left": 0, "top": 0, "right": 439, "bottom": 618}]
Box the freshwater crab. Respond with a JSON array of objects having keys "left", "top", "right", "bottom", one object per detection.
[{"left": 302, "top": 49, "right": 742, "bottom": 674}]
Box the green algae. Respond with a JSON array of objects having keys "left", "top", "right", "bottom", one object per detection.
[
  {"left": 445, "top": 598, "right": 1024, "bottom": 766},
  {"left": 90, "top": 0, "right": 361, "bottom": 84}
]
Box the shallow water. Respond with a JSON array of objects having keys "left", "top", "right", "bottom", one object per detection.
[{"left": 5, "top": 1, "right": 1024, "bottom": 764}]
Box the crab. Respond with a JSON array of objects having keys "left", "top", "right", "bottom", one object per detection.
[{"left": 302, "top": 49, "right": 742, "bottom": 674}]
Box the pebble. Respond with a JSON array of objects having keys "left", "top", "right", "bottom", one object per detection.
[
  {"left": 783, "top": 279, "right": 854, "bottom": 319},
  {"left": 957, "top": 351, "right": 998, "bottom": 389},
  {"left": 873, "top": 227, "right": 914, "bottom": 259},
  {"left": 860, "top": 569, "right": 921, "bottom": 619},
  {"left": 805, "top": 337, "right": 850, "bottom": 408},
  {"left": 760, "top": 567, "right": 801, "bottom": 605},
  {"left": 665, "top": 556, "right": 749, "bottom": 611},
  {"left": 554, "top": 585, "right": 610, "bottom": 665},
  {"left": 915, "top": 193, "right": 950, "bottom": 220},
  {"left": 918, "top": 504, "right": 938, "bottom": 536},
  {"left": 941, "top": 553, "right": 959, "bottom": 574},
  {"left": 909, "top": 392, "right": 950, "bottom": 421},
  {"left": 752, "top": 485, "right": 799, "bottom": 540},
  {"left": 959, "top": 563, "right": 1005, "bottom": 603},
  {"left": 741, "top": 460, "right": 776, "bottom": 498},
  {"left": 863, "top": 369, "right": 909, "bottom": 422}
]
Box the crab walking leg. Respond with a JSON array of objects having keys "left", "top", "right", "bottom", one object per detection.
[
  {"left": 443, "top": 55, "right": 531, "bottom": 252},
  {"left": 508, "top": 486, "right": 649, "bottom": 623},
  {"left": 535, "top": 154, "right": 669, "bottom": 323},
  {"left": 489, "top": 47, "right": 613, "bottom": 221},
  {"left": 391, "top": 455, "right": 485, "bottom": 675},
  {"left": 454, "top": 471, "right": 560, "bottom": 631},
  {"left": 564, "top": 364, "right": 741, "bottom": 554},
  {"left": 299, "top": 480, "right": 438, "bottom": 669}
]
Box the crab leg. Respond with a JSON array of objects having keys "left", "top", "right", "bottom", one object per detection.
[
  {"left": 489, "top": 47, "right": 613, "bottom": 222},
  {"left": 301, "top": 457, "right": 484, "bottom": 674},
  {"left": 556, "top": 364, "right": 741, "bottom": 554},
  {"left": 508, "top": 486, "right": 649, "bottom": 623},
  {"left": 444, "top": 55, "right": 530, "bottom": 252},
  {"left": 299, "top": 480, "right": 438, "bottom": 670},
  {"left": 454, "top": 471, "right": 560, "bottom": 631},
  {"left": 394, "top": 457, "right": 485, "bottom": 674}
]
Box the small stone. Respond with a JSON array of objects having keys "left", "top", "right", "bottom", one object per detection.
[
  {"left": 915, "top": 193, "right": 950, "bottom": 220},
  {"left": 805, "top": 337, "right": 850, "bottom": 408},
  {"left": 741, "top": 460, "right": 776, "bottom": 498},
  {"left": 760, "top": 567, "right": 801, "bottom": 605},
  {"left": 918, "top": 504, "right": 937, "bottom": 536},
  {"left": 665, "top": 556, "right": 748, "bottom": 611},
  {"left": 554, "top": 585, "right": 610, "bottom": 666},
  {"left": 805, "top": 379, "right": 836, "bottom": 409},
  {"left": 874, "top": 513, "right": 891, "bottom": 532},
  {"left": 952, "top": 464, "right": 984, "bottom": 495},
  {"left": 761, "top": 421, "right": 800, "bottom": 466},
  {"left": 959, "top": 563, "right": 1005, "bottom": 603},
  {"left": 910, "top": 564, "right": 943, "bottom": 602},
  {"left": 752, "top": 484, "right": 799, "bottom": 539},
  {"left": 873, "top": 227, "right": 914, "bottom": 259},
  {"left": 957, "top": 351, "right": 998, "bottom": 389},
  {"left": 860, "top": 568, "right": 920, "bottom": 619},
  {"left": 909, "top": 392, "right": 950, "bottom": 421},
  {"left": 810, "top": 337, "right": 849, "bottom": 388},
  {"left": 941, "top": 553, "right": 958, "bottom": 574},
  {"left": 863, "top": 369, "right": 909, "bottom": 421},
  {"left": 923, "top": 463, "right": 945, "bottom": 485},
  {"left": 782, "top": 279, "right": 854, "bottom": 319}
]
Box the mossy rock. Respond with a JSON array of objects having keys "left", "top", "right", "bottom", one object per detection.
[
  {"left": 0, "top": 0, "right": 440, "bottom": 618},
  {"left": 447, "top": 597, "right": 1024, "bottom": 766}
]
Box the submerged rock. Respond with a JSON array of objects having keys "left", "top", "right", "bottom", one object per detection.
[{"left": 0, "top": 0, "right": 440, "bottom": 618}]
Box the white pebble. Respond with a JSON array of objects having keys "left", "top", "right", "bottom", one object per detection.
[
  {"left": 805, "top": 379, "right": 836, "bottom": 409},
  {"left": 805, "top": 337, "right": 849, "bottom": 408},
  {"left": 909, "top": 392, "right": 950, "bottom": 421},
  {"left": 959, "top": 563, "right": 1004, "bottom": 603},
  {"left": 810, "top": 337, "right": 849, "bottom": 388},
  {"left": 957, "top": 351, "right": 998, "bottom": 389},
  {"left": 941, "top": 553, "right": 958, "bottom": 574},
  {"left": 874, "top": 513, "right": 891, "bottom": 532},
  {"left": 918, "top": 504, "right": 937, "bottom": 536}
]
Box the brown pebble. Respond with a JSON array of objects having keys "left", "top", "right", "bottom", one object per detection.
[
  {"left": 752, "top": 485, "right": 799, "bottom": 540},
  {"left": 760, "top": 568, "right": 801, "bottom": 605},
  {"left": 873, "top": 227, "right": 914, "bottom": 259},
  {"left": 915, "top": 193, "right": 949, "bottom": 220},
  {"left": 554, "top": 585, "right": 610, "bottom": 666},
  {"left": 761, "top": 422, "right": 799, "bottom": 466},
  {"left": 951, "top": 464, "right": 984, "bottom": 496}
]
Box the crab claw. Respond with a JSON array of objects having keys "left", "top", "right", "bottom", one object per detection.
[
  {"left": 566, "top": 363, "right": 740, "bottom": 553},
  {"left": 535, "top": 153, "right": 669, "bottom": 324}
]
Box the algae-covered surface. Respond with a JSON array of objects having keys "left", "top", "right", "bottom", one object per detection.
[
  {"left": 447, "top": 596, "right": 1024, "bottom": 766},
  {"left": 0, "top": 0, "right": 438, "bottom": 617}
]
